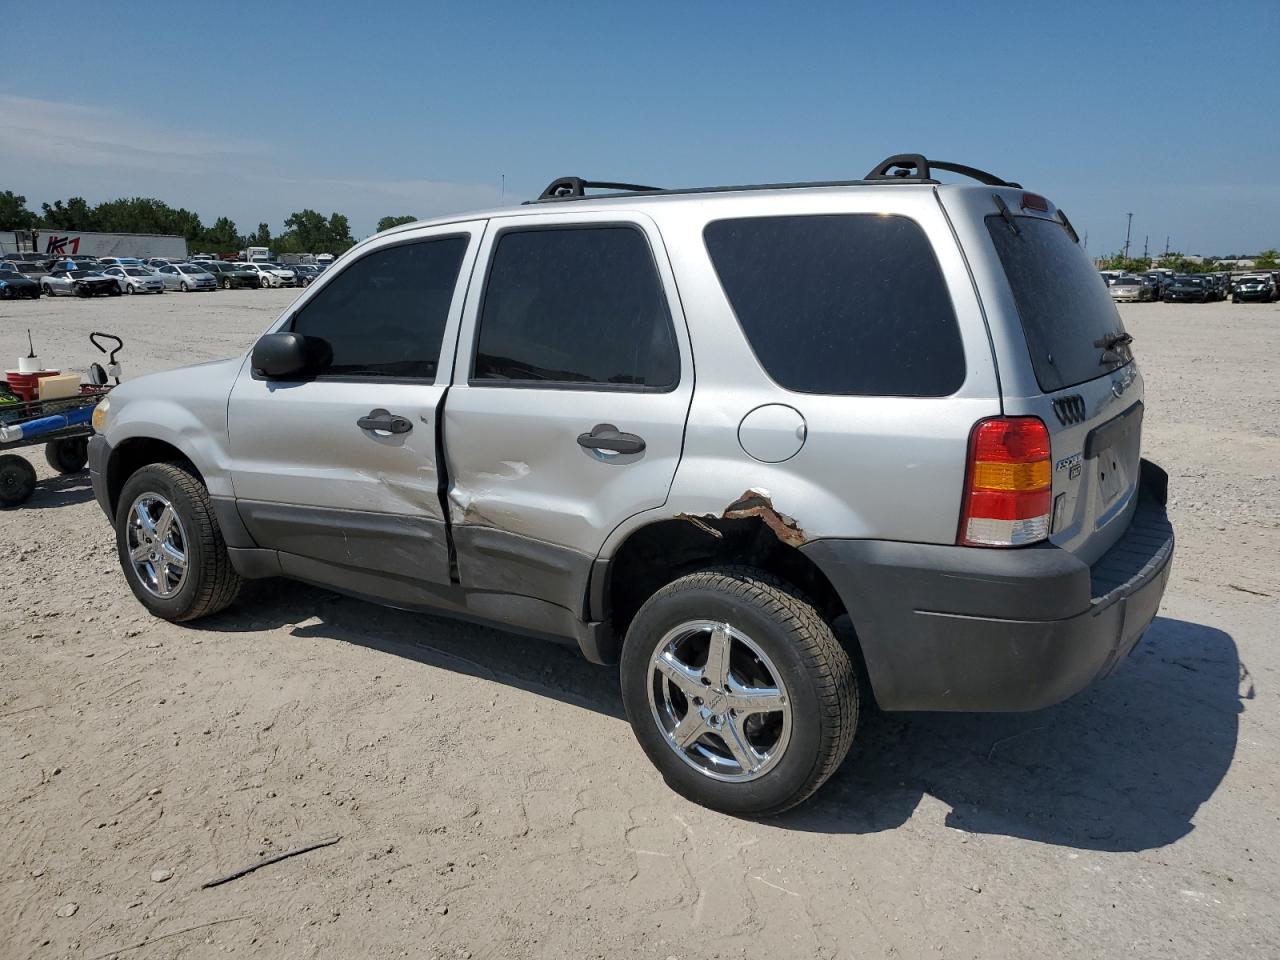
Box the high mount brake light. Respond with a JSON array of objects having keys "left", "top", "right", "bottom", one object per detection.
[
  {"left": 959, "top": 417, "right": 1052, "bottom": 547},
  {"left": 1020, "top": 192, "right": 1050, "bottom": 212}
]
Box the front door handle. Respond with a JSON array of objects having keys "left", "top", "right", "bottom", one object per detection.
[
  {"left": 357, "top": 408, "right": 413, "bottom": 434},
  {"left": 577, "top": 423, "right": 645, "bottom": 455}
]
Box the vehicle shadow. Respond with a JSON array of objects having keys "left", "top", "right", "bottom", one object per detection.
[
  {"left": 198, "top": 589, "right": 1243, "bottom": 851},
  {"left": 197, "top": 580, "right": 627, "bottom": 721},
  {"left": 782, "top": 616, "right": 1247, "bottom": 852},
  {"left": 23, "top": 471, "right": 96, "bottom": 509}
]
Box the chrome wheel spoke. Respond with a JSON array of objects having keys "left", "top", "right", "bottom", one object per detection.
[
  {"left": 654, "top": 651, "right": 704, "bottom": 699},
  {"left": 723, "top": 713, "right": 762, "bottom": 774},
  {"left": 153, "top": 504, "right": 175, "bottom": 540},
  {"left": 671, "top": 710, "right": 710, "bottom": 750},
  {"left": 703, "top": 623, "right": 732, "bottom": 689},
  {"left": 729, "top": 685, "right": 785, "bottom": 717},
  {"left": 133, "top": 502, "right": 157, "bottom": 536},
  {"left": 129, "top": 542, "right": 151, "bottom": 563},
  {"left": 158, "top": 540, "right": 186, "bottom": 570}
]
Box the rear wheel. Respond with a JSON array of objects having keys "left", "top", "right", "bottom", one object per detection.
[
  {"left": 114, "top": 462, "right": 243, "bottom": 621},
  {"left": 0, "top": 455, "right": 37, "bottom": 507},
  {"left": 45, "top": 437, "right": 89, "bottom": 474},
  {"left": 620, "top": 566, "right": 859, "bottom": 816},
  {"left": 108, "top": 282, "right": 122, "bottom": 297}
]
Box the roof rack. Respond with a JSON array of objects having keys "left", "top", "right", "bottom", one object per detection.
[
  {"left": 864, "top": 153, "right": 1021, "bottom": 189},
  {"left": 535, "top": 176, "right": 663, "bottom": 201}
]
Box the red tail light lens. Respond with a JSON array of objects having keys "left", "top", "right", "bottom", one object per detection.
[
  {"left": 1020, "top": 192, "right": 1050, "bottom": 212},
  {"left": 959, "top": 417, "right": 1052, "bottom": 547}
]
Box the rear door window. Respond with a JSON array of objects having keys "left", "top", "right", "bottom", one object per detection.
[
  {"left": 986, "top": 214, "right": 1131, "bottom": 392},
  {"left": 703, "top": 214, "right": 965, "bottom": 397},
  {"left": 472, "top": 226, "right": 679, "bottom": 390}
]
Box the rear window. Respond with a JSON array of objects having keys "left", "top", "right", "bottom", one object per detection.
[
  {"left": 703, "top": 214, "right": 965, "bottom": 397},
  {"left": 986, "top": 215, "right": 1130, "bottom": 392}
]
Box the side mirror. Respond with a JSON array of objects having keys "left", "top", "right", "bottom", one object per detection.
[{"left": 252, "top": 331, "right": 329, "bottom": 380}]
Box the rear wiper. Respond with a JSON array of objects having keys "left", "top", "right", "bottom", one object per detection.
[{"left": 1095, "top": 331, "right": 1134, "bottom": 364}]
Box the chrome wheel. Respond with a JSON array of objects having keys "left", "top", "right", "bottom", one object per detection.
[
  {"left": 125, "top": 493, "right": 188, "bottom": 599},
  {"left": 647, "top": 620, "right": 792, "bottom": 782}
]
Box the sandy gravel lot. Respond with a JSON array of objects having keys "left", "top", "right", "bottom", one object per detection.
[{"left": 2, "top": 290, "right": 1278, "bottom": 960}]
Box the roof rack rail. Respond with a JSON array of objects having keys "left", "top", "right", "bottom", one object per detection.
[
  {"left": 535, "top": 176, "right": 663, "bottom": 201},
  {"left": 864, "top": 153, "right": 1021, "bottom": 189}
]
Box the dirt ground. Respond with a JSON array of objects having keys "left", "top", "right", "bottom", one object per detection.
[{"left": 2, "top": 290, "right": 1277, "bottom": 960}]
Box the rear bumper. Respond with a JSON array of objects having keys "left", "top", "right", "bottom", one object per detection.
[{"left": 802, "top": 461, "right": 1174, "bottom": 712}]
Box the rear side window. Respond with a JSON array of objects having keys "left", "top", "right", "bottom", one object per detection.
[
  {"left": 289, "top": 236, "right": 467, "bottom": 380},
  {"left": 986, "top": 215, "right": 1130, "bottom": 392},
  {"left": 473, "top": 226, "right": 679, "bottom": 390},
  {"left": 704, "top": 214, "right": 965, "bottom": 397}
]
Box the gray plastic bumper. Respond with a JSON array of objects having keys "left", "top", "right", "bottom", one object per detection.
[{"left": 802, "top": 465, "right": 1174, "bottom": 712}]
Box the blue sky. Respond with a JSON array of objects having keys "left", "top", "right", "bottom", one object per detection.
[{"left": 2, "top": 0, "right": 1275, "bottom": 254}]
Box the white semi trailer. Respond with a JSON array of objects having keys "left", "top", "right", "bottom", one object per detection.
[{"left": 1, "top": 230, "right": 188, "bottom": 260}]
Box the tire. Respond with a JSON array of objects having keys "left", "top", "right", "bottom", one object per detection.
[
  {"left": 620, "top": 566, "right": 858, "bottom": 816},
  {"left": 0, "top": 454, "right": 37, "bottom": 508},
  {"left": 108, "top": 282, "right": 122, "bottom": 297},
  {"left": 124, "top": 282, "right": 134, "bottom": 294},
  {"left": 114, "top": 462, "right": 243, "bottom": 621},
  {"left": 180, "top": 281, "right": 190, "bottom": 292},
  {"left": 45, "top": 437, "right": 89, "bottom": 474},
  {"left": 223, "top": 278, "right": 232, "bottom": 290},
  {"left": 259, "top": 276, "right": 269, "bottom": 289},
  {"left": 42, "top": 283, "right": 53, "bottom": 297}
]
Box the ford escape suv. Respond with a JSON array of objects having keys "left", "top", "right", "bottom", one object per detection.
[{"left": 89, "top": 154, "right": 1175, "bottom": 816}]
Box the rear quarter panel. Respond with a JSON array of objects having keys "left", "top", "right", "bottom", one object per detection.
[{"left": 600, "top": 187, "right": 1003, "bottom": 557}]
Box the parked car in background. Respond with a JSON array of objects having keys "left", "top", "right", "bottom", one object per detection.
[
  {"left": 1231, "top": 275, "right": 1277, "bottom": 303},
  {"left": 240, "top": 261, "right": 296, "bottom": 288},
  {"left": 1139, "top": 272, "right": 1169, "bottom": 297},
  {"left": 151, "top": 263, "right": 215, "bottom": 292},
  {"left": 41, "top": 268, "right": 122, "bottom": 298},
  {"left": 103, "top": 265, "right": 166, "bottom": 294},
  {"left": 1108, "top": 275, "right": 1155, "bottom": 302},
  {"left": 97, "top": 257, "right": 147, "bottom": 268},
  {"left": 291, "top": 263, "right": 321, "bottom": 287},
  {"left": 1163, "top": 275, "right": 1212, "bottom": 303},
  {"left": 202, "top": 261, "right": 262, "bottom": 289},
  {"left": 0, "top": 271, "right": 41, "bottom": 299},
  {"left": 3, "top": 261, "right": 51, "bottom": 281},
  {"left": 145, "top": 257, "right": 184, "bottom": 269}
]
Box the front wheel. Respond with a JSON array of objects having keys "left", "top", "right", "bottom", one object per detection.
[
  {"left": 223, "top": 278, "right": 232, "bottom": 289},
  {"left": 115, "top": 462, "right": 243, "bottom": 621},
  {"left": 620, "top": 566, "right": 859, "bottom": 816},
  {"left": 180, "top": 281, "right": 189, "bottom": 292},
  {"left": 108, "top": 282, "right": 122, "bottom": 297}
]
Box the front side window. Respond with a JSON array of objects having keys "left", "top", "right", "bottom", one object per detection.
[
  {"left": 288, "top": 236, "right": 467, "bottom": 380},
  {"left": 472, "top": 226, "right": 679, "bottom": 390},
  {"left": 704, "top": 214, "right": 965, "bottom": 397}
]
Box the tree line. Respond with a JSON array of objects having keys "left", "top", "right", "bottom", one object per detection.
[
  {"left": 0, "top": 189, "right": 420, "bottom": 256},
  {"left": 1098, "top": 250, "right": 1279, "bottom": 274}
]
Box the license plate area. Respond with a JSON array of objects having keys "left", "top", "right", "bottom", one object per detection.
[{"left": 1097, "top": 446, "right": 1127, "bottom": 505}]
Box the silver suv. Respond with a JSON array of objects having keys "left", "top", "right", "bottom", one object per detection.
[{"left": 89, "top": 154, "right": 1175, "bottom": 815}]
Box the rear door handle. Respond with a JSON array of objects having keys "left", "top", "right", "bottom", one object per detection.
[
  {"left": 357, "top": 408, "right": 413, "bottom": 434},
  {"left": 577, "top": 423, "right": 645, "bottom": 455}
]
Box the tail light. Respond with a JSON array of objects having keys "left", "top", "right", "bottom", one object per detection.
[{"left": 959, "top": 417, "right": 1051, "bottom": 547}]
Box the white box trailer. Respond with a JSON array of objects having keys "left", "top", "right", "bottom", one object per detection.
[{"left": 0, "top": 230, "right": 188, "bottom": 260}]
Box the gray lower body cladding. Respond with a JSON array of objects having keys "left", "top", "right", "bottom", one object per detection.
[{"left": 802, "top": 478, "right": 1174, "bottom": 712}]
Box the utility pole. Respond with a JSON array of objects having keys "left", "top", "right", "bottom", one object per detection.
[
  {"left": 1123, "top": 212, "right": 1134, "bottom": 261},
  {"left": 1164, "top": 235, "right": 1170, "bottom": 257},
  {"left": 500, "top": 174, "right": 505, "bottom": 203},
  {"left": 1143, "top": 236, "right": 1149, "bottom": 260}
]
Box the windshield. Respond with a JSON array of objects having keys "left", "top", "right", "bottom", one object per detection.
[
  {"left": 124, "top": 269, "right": 149, "bottom": 276},
  {"left": 179, "top": 264, "right": 205, "bottom": 273},
  {"left": 986, "top": 215, "right": 1130, "bottom": 392},
  {"left": 1176, "top": 277, "right": 1202, "bottom": 286},
  {"left": 1114, "top": 277, "right": 1139, "bottom": 285}
]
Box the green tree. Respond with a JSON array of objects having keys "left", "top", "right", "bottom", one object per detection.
[
  {"left": 0, "top": 190, "right": 39, "bottom": 230},
  {"left": 277, "top": 209, "right": 355, "bottom": 255},
  {"left": 1256, "top": 249, "right": 1279, "bottom": 269},
  {"left": 248, "top": 222, "right": 272, "bottom": 247},
  {"left": 377, "top": 214, "right": 417, "bottom": 232},
  {"left": 201, "top": 216, "right": 242, "bottom": 252},
  {"left": 327, "top": 213, "right": 353, "bottom": 252},
  {"left": 40, "top": 197, "right": 96, "bottom": 231}
]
